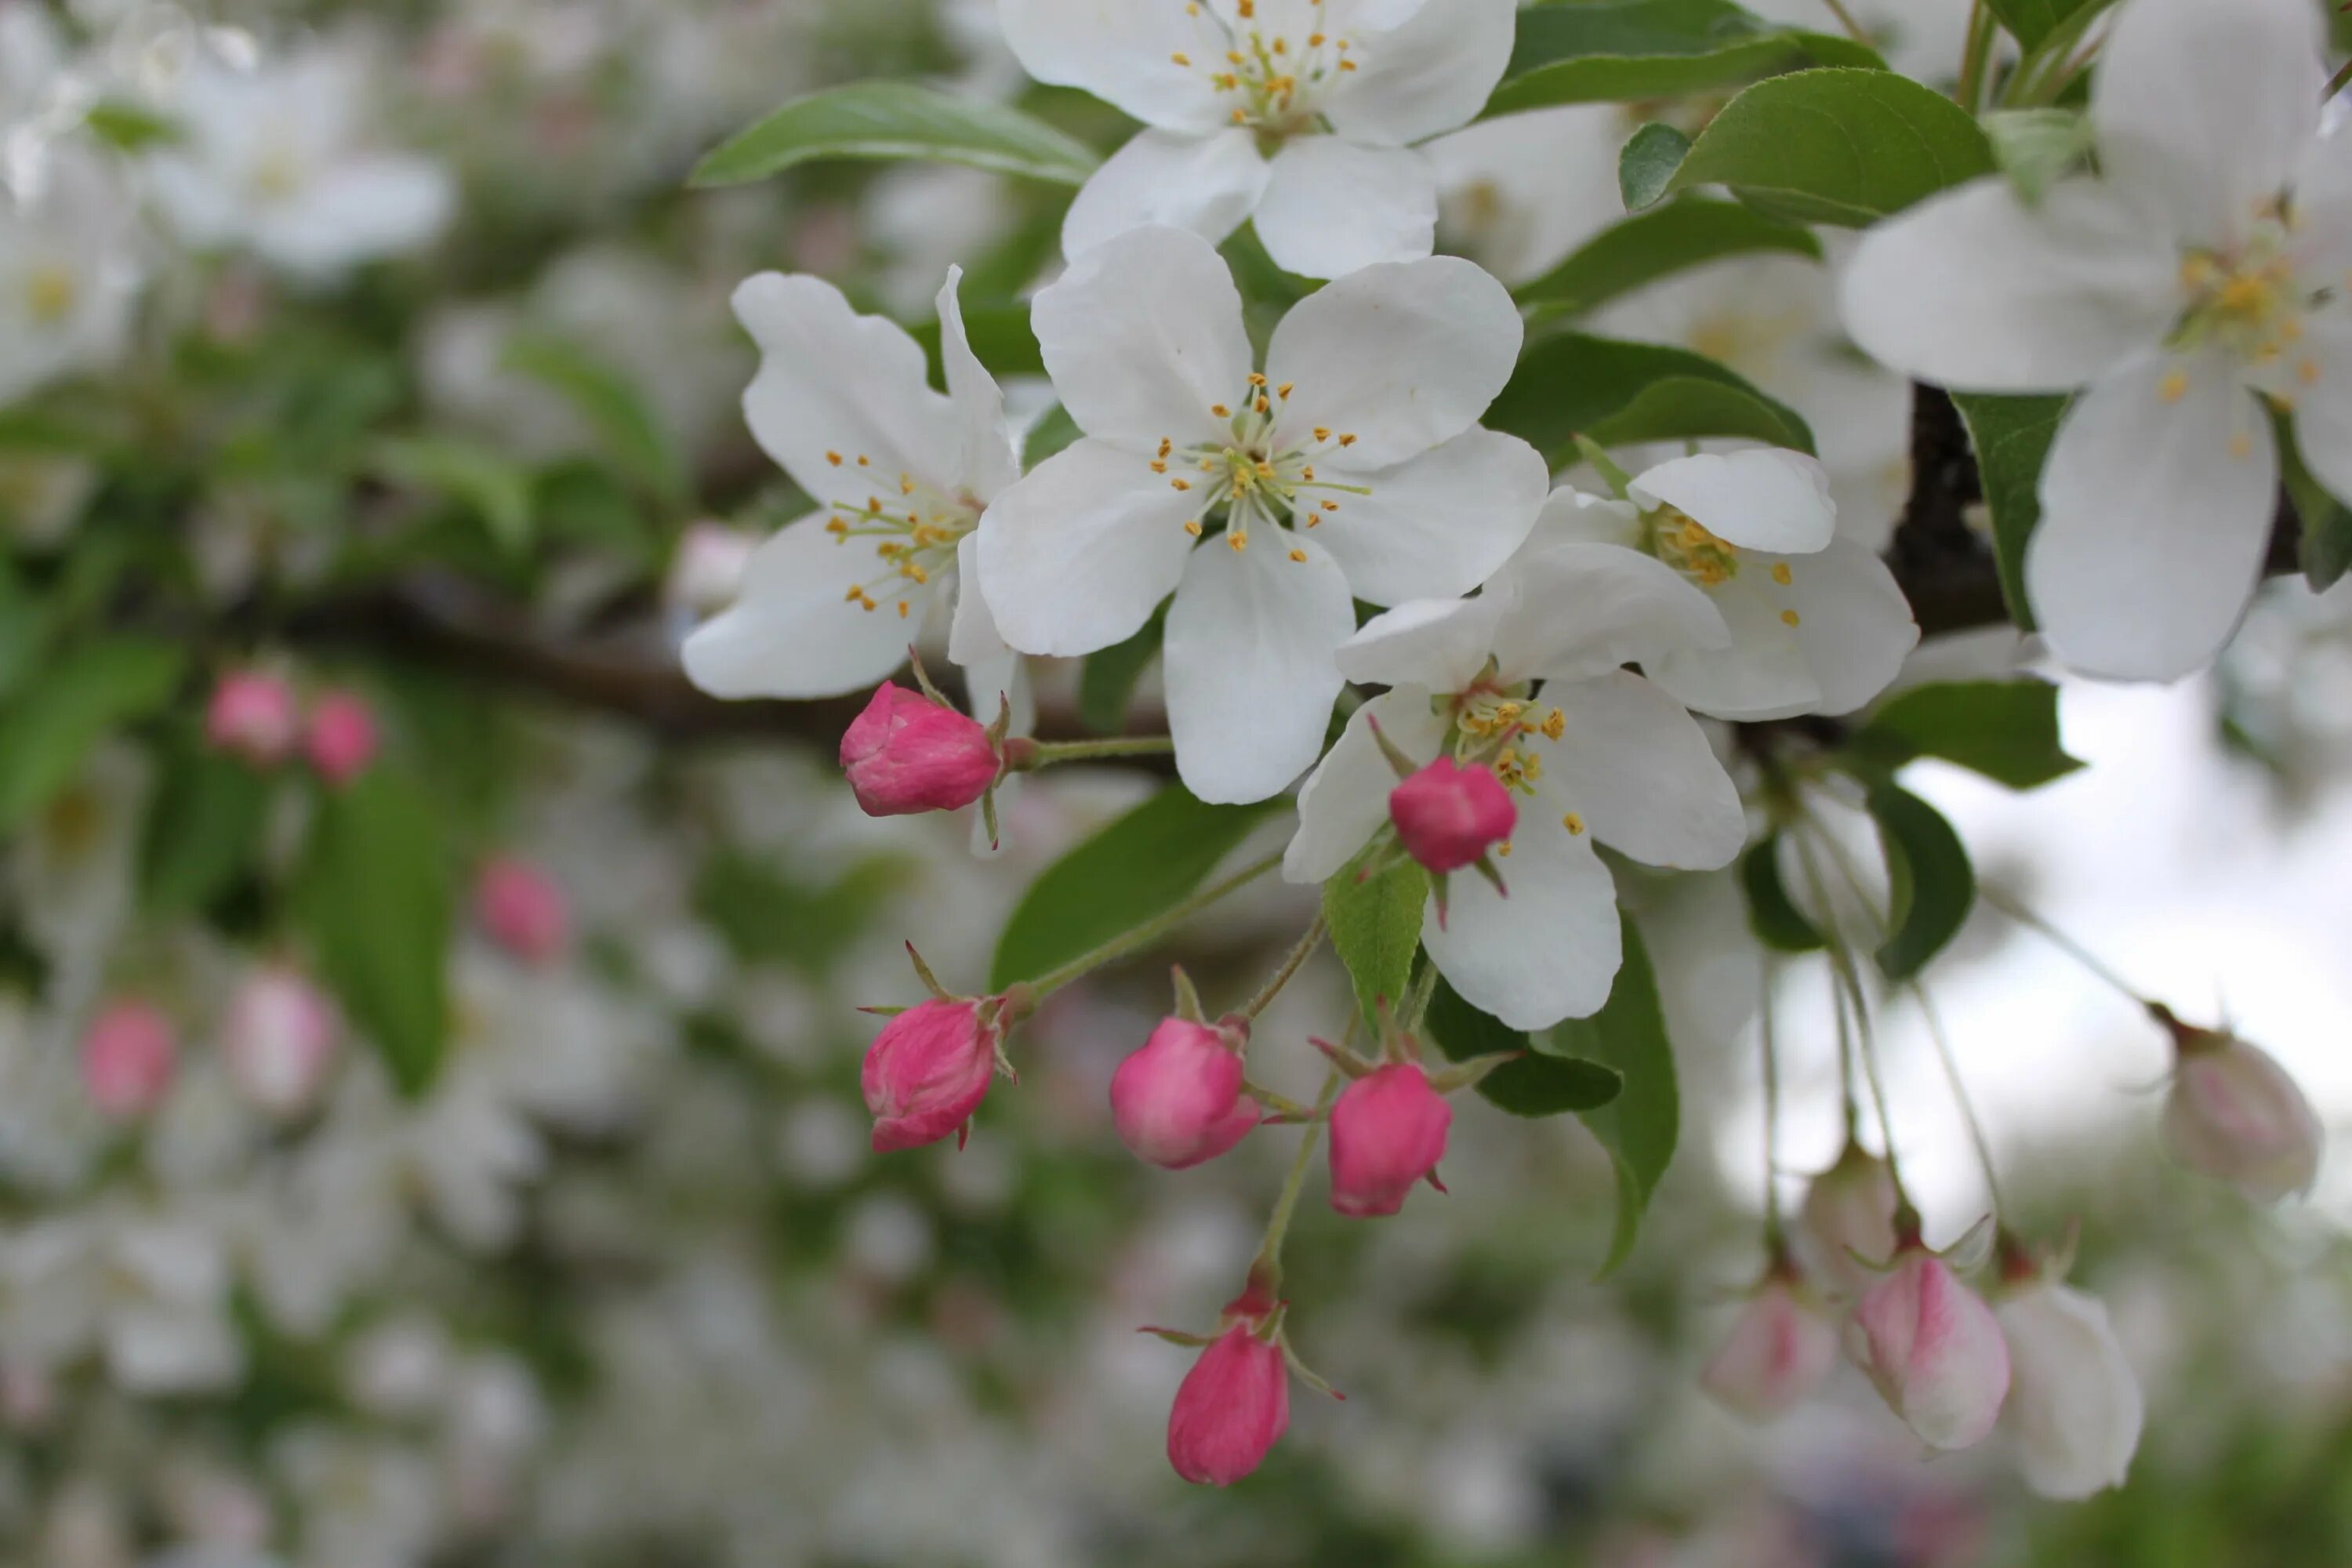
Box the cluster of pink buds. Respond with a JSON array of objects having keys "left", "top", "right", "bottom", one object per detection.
[
  {"left": 205, "top": 669, "right": 379, "bottom": 787},
  {"left": 82, "top": 964, "right": 343, "bottom": 1122}
]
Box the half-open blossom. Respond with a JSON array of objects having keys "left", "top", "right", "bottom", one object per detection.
[
  {"left": 0, "top": 148, "right": 140, "bottom": 408},
  {"left": 474, "top": 857, "right": 570, "bottom": 966},
  {"left": 682, "top": 267, "right": 1029, "bottom": 735},
  {"left": 979, "top": 224, "right": 1544, "bottom": 804},
  {"left": 2161, "top": 1032, "right": 2323, "bottom": 1203},
  {"left": 1167, "top": 1316, "right": 1290, "bottom": 1487},
  {"left": 1328, "top": 1062, "right": 1452, "bottom": 1218},
  {"left": 1388, "top": 757, "right": 1515, "bottom": 874},
  {"left": 223, "top": 965, "right": 339, "bottom": 1116},
  {"left": 1532, "top": 452, "right": 1917, "bottom": 720},
  {"left": 82, "top": 999, "right": 177, "bottom": 1120},
  {"left": 1701, "top": 1276, "right": 1840, "bottom": 1421},
  {"left": 1110, "top": 1017, "right": 1261, "bottom": 1170},
  {"left": 1846, "top": 1248, "right": 2011, "bottom": 1451},
  {"left": 1284, "top": 543, "right": 1743, "bottom": 1026},
  {"left": 862, "top": 996, "right": 1003, "bottom": 1152},
  {"left": 1997, "top": 1276, "right": 2144, "bottom": 1500},
  {"left": 1841, "top": 0, "right": 2352, "bottom": 680},
  {"left": 206, "top": 670, "right": 299, "bottom": 767},
  {"left": 303, "top": 690, "right": 379, "bottom": 787},
  {"left": 839, "top": 682, "right": 1001, "bottom": 818},
  {"left": 1002, "top": 0, "right": 1518, "bottom": 279},
  {"left": 1800, "top": 1143, "right": 1902, "bottom": 1297}
]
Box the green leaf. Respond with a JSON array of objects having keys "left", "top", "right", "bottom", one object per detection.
[
  {"left": 2277, "top": 411, "right": 2352, "bottom": 592},
  {"left": 0, "top": 560, "right": 46, "bottom": 706},
  {"left": 910, "top": 302, "right": 1043, "bottom": 385},
  {"left": 989, "top": 788, "right": 1283, "bottom": 992},
  {"left": 1077, "top": 604, "right": 1167, "bottom": 735},
  {"left": 1987, "top": 0, "right": 2118, "bottom": 51},
  {"left": 1022, "top": 404, "right": 1084, "bottom": 470},
  {"left": 1555, "top": 913, "right": 1678, "bottom": 1276},
  {"left": 1426, "top": 978, "right": 1623, "bottom": 1118},
  {"left": 1951, "top": 391, "right": 2069, "bottom": 628},
  {"left": 1489, "top": 0, "right": 1863, "bottom": 114},
  {"left": 502, "top": 335, "right": 687, "bottom": 503},
  {"left": 140, "top": 748, "right": 271, "bottom": 916},
  {"left": 1520, "top": 195, "right": 1819, "bottom": 313},
  {"left": 1851, "top": 679, "right": 2085, "bottom": 789},
  {"left": 1867, "top": 782, "right": 1975, "bottom": 982},
  {"left": 1981, "top": 108, "right": 2094, "bottom": 205},
  {"left": 1664, "top": 68, "right": 1996, "bottom": 226},
  {"left": 294, "top": 769, "right": 452, "bottom": 1098},
  {"left": 1740, "top": 836, "right": 1826, "bottom": 951},
  {"left": 1488, "top": 330, "right": 1814, "bottom": 463},
  {"left": 82, "top": 99, "right": 179, "bottom": 151},
  {"left": 1618, "top": 123, "right": 1694, "bottom": 210},
  {"left": 0, "top": 639, "right": 184, "bottom": 833},
  {"left": 691, "top": 81, "right": 1101, "bottom": 188},
  {"left": 369, "top": 436, "right": 535, "bottom": 557},
  {"left": 1323, "top": 856, "right": 1428, "bottom": 1025}
]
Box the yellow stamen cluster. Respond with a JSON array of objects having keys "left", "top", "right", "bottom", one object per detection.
[
  {"left": 1150, "top": 378, "right": 1370, "bottom": 560},
  {"left": 1176, "top": 0, "right": 1356, "bottom": 136},
  {"left": 819, "top": 451, "right": 979, "bottom": 617},
  {"left": 22, "top": 264, "right": 76, "bottom": 326},
  {"left": 2171, "top": 218, "right": 2319, "bottom": 385},
  {"left": 1647, "top": 507, "right": 1742, "bottom": 586}
]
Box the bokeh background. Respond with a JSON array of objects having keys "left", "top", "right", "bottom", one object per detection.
[{"left": 5, "top": 2, "right": 2352, "bottom": 1565}]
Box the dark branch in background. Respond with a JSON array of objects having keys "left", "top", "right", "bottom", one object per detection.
[{"left": 289, "top": 383, "right": 2304, "bottom": 755}]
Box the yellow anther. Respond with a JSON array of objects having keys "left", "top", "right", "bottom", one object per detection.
[
  {"left": 1313, "top": 426, "right": 1332, "bottom": 441},
  {"left": 1288, "top": 548, "right": 1307, "bottom": 562},
  {"left": 1770, "top": 563, "right": 1793, "bottom": 586},
  {"left": 1301, "top": 465, "right": 1315, "bottom": 481},
  {"left": 1255, "top": 397, "right": 1270, "bottom": 414},
  {"left": 1172, "top": 52, "right": 1191, "bottom": 65},
  {"left": 826, "top": 451, "right": 844, "bottom": 466},
  {"left": 1151, "top": 460, "right": 1168, "bottom": 474},
  {"left": 1496, "top": 840, "right": 1512, "bottom": 858},
  {"left": 1338, "top": 58, "right": 1356, "bottom": 70},
  {"left": 2299, "top": 358, "right": 2322, "bottom": 385},
  {"left": 897, "top": 601, "right": 910, "bottom": 619},
  {"left": 1338, "top": 433, "right": 1357, "bottom": 447},
  {"left": 1212, "top": 404, "right": 1231, "bottom": 419},
  {"left": 2229, "top": 430, "right": 2254, "bottom": 459},
  {"left": 1228, "top": 531, "right": 1248, "bottom": 551},
  {"left": 1780, "top": 609, "right": 1801, "bottom": 627},
  {"left": 844, "top": 586, "right": 863, "bottom": 603},
  {"left": 1277, "top": 383, "right": 1294, "bottom": 399},
  {"left": 1321, "top": 500, "right": 1339, "bottom": 512},
  {"left": 1184, "top": 520, "right": 1203, "bottom": 536},
  {"left": 899, "top": 477, "right": 915, "bottom": 495},
  {"left": 1563, "top": 812, "right": 1585, "bottom": 836},
  {"left": 1172, "top": 478, "right": 1192, "bottom": 492},
  {"left": 1248, "top": 373, "right": 1267, "bottom": 387},
  {"left": 857, "top": 456, "right": 870, "bottom": 466},
  {"left": 1541, "top": 709, "right": 1565, "bottom": 741}
]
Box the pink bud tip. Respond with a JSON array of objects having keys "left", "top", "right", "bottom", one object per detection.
[
  {"left": 839, "top": 683, "right": 1000, "bottom": 818},
  {"left": 303, "top": 690, "right": 379, "bottom": 787},
  {"left": 474, "top": 857, "right": 571, "bottom": 966},
  {"left": 1327, "top": 1062, "right": 1453, "bottom": 1219},
  {"left": 1844, "top": 1249, "right": 2011, "bottom": 1451},
  {"left": 2161, "top": 1036, "right": 2323, "bottom": 1203},
  {"left": 862, "top": 996, "right": 1000, "bottom": 1152},
  {"left": 1388, "top": 757, "right": 1515, "bottom": 875},
  {"left": 82, "top": 999, "right": 177, "bottom": 1119},
  {"left": 205, "top": 670, "right": 299, "bottom": 768},
  {"left": 1109, "top": 1017, "right": 1261, "bottom": 1170},
  {"left": 223, "top": 965, "right": 339, "bottom": 1116},
  {"left": 1167, "top": 1324, "right": 1290, "bottom": 1486}
]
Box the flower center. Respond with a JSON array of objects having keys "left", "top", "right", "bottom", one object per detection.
[
  {"left": 1436, "top": 686, "right": 1582, "bottom": 855},
  {"left": 1151, "top": 375, "right": 1370, "bottom": 562},
  {"left": 820, "top": 449, "right": 978, "bottom": 617},
  {"left": 1172, "top": 0, "right": 1360, "bottom": 138},
  {"left": 1645, "top": 507, "right": 1742, "bottom": 586},
  {"left": 250, "top": 142, "right": 310, "bottom": 202},
  {"left": 21, "top": 263, "right": 75, "bottom": 325},
  {"left": 2171, "top": 216, "right": 2319, "bottom": 372}
]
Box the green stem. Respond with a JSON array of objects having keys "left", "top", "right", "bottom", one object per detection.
[
  {"left": 1759, "top": 962, "right": 1786, "bottom": 1243},
  {"left": 1912, "top": 982, "right": 2008, "bottom": 1218},
  {"left": 1251, "top": 1069, "right": 1345, "bottom": 1292},
  {"left": 1018, "top": 735, "right": 1177, "bottom": 766},
  {"left": 1956, "top": 0, "right": 1995, "bottom": 113},
  {"left": 1243, "top": 913, "right": 1326, "bottom": 1020},
  {"left": 1027, "top": 851, "right": 1285, "bottom": 1002},
  {"left": 1818, "top": 0, "right": 1869, "bottom": 44},
  {"left": 1793, "top": 831, "right": 1907, "bottom": 1203},
  {"left": 1976, "top": 883, "right": 2151, "bottom": 1011}
]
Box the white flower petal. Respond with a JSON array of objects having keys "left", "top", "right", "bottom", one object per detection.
[
  {"left": 935, "top": 267, "right": 1020, "bottom": 502},
  {"left": 1062, "top": 128, "right": 1270, "bottom": 261},
  {"left": 2029, "top": 351, "right": 2277, "bottom": 681},
  {"left": 1773, "top": 539, "right": 1921, "bottom": 716},
  {"left": 1541, "top": 672, "right": 1744, "bottom": 871},
  {"left": 2288, "top": 129, "right": 2352, "bottom": 275},
  {"left": 1643, "top": 576, "right": 1824, "bottom": 720},
  {"left": 1519, "top": 486, "right": 1644, "bottom": 557},
  {"left": 2283, "top": 314, "right": 2352, "bottom": 507},
  {"left": 1337, "top": 595, "right": 1506, "bottom": 692},
  {"left": 1839, "top": 180, "right": 2178, "bottom": 393},
  {"left": 1163, "top": 532, "right": 1356, "bottom": 804},
  {"left": 999, "top": 0, "right": 1228, "bottom": 132},
  {"left": 1998, "top": 1283, "right": 2144, "bottom": 1501},
  {"left": 947, "top": 531, "right": 1011, "bottom": 671},
  {"left": 2092, "top": 0, "right": 2323, "bottom": 249},
  {"left": 1283, "top": 688, "right": 1450, "bottom": 884},
  {"left": 1628, "top": 448, "right": 1838, "bottom": 554},
  {"left": 732, "top": 273, "right": 959, "bottom": 500},
  {"left": 681, "top": 513, "right": 929, "bottom": 699},
  {"left": 251, "top": 156, "right": 453, "bottom": 277},
  {"left": 1307, "top": 429, "right": 1546, "bottom": 604},
  {"left": 976, "top": 437, "right": 1203, "bottom": 656},
  {"left": 1030, "top": 225, "right": 1253, "bottom": 448},
  {"left": 1265, "top": 255, "right": 1523, "bottom": 467},
  {"left": 1491, "top": 542, "right": 1730, "bottom": 683},
  {"left": 1424, "top": 800, "right": 1623, "bottom": 1029},
  {"left": 1253, "top": 137, "right": 1439, "bottom": 280},
  {"left": 1322, "top": 0, "right": 1520, "bottom": 147}
]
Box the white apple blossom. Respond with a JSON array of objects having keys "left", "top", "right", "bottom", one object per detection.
[
  {"left": 1283, "top": 543, "right": 1744, "bottom": 1026},
  {"left": 1842, "top": 0, "right": 2352, "bottom": 681},
  {"left": 1425, "top": 103, "right": 1625, "bottom": 286},
  {"left": 1531, "top": 449, "right": 1919, "bottom": 720},
  {"left": 146, "top": 47, "right": 454, "bottom": 280},
  {"left": 681, "top": 267, "right": 1031, "bottom": 737},
  {"left": 1000, "top": 0, "right": 1518, "bottom": 279},
  {"left": 0, "top": 147, "right": 140, "bottom": 408},
  {"left": 978, "top": 223, "right": 1546, "bottom": 804},
  {"left": 1997, "top": 1277, "right": 2144, "bottom": 1500}
]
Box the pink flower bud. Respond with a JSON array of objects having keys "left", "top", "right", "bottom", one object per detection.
[
  {"left": 1167, "top": 1322, "right": 1290, "bottom": 1486},
  {"left": 1110, "top": 1018, "right": 1261, "bottom": 1169},
  {"left": 862, "top": 997, "right": 1000, "bottom": 1152},
  {"left": 82, "top": 1000, "right": 177, "bottom": 1119},
  {"left": 205, "top": 670, "right": 299, "bottom": 767},
  {"left": 1800, "top": 1144, "right": 1900, "bottom": 1296},
  {"left": 1996, "top": 1279, "right": 2143, "bottom": 1500},
  {"left": 1328, "top": 1062, "right": 1452, "bottom": 1218},
  {"left": 839, "top": 683, "right": 1000, "bottom": 818},
  {"left": 1846, "top": 1249, "right": 2010, "bottom": 1451},
  {"left": 2161, "top": 1035, "right": 2323, "bottom": 1203},
  {"left": 1388, "top": 757, "right": 1515, "bottom": 874},
  {"left": 474, "top": 857, "right": 570, "bottom": 966},
  {"left": 303, "top": 690, "right": 379, "bottom": 787},
  {"left": 1700, "top": 1278, "right": 1839, "bottom": 1421},
  {"left": 223, "top": 965, "right": 339, "bottom": 1116}
]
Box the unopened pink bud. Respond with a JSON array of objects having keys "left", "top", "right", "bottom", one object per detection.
[
  {"left": 1110, "top": 1018, "right": 1261, "bottom": 1169},
  {"left": 2161, "top": 1035, "right": 2323, "bottom": 1203},
  {"left": 1167, "top": 1323, "right": 1289, "bottom": 1486},
  {"left": 82, "top": 1000, "right": 177, "bottom": 1119},
  {"left": 1700, "top": 1278, "right": 1838, "bottom": 1421},
  {"left": 205, "top": 670, "right": 299, "bottom": 767},
  {"left": 862, "top": 997, "right": 999, "bottom": 1152},
  {"left": 474, "top": 857, "right": 570, "bottom": 966},
  {"left": 223, "top": 965, "right": 339, "bottom": 1116},
  {"left": 840, "top": 682, "right": 1000, "bottom": 818},
  {"left": 1846, "top": 1249, "right": 2010, "bottom": 1451},
  {"left": 1328, "top": 1062, "right": 1452, "bottom": 1218},
  {"left": 1388, "top": 757, "right": 1515, "bottom": 874},
  {"left": 303, "top": 691, "right": 379, "bottom": 787},
  {"left": 1800, "top": 1145, "right": 1900, "bottom": 1296}
]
